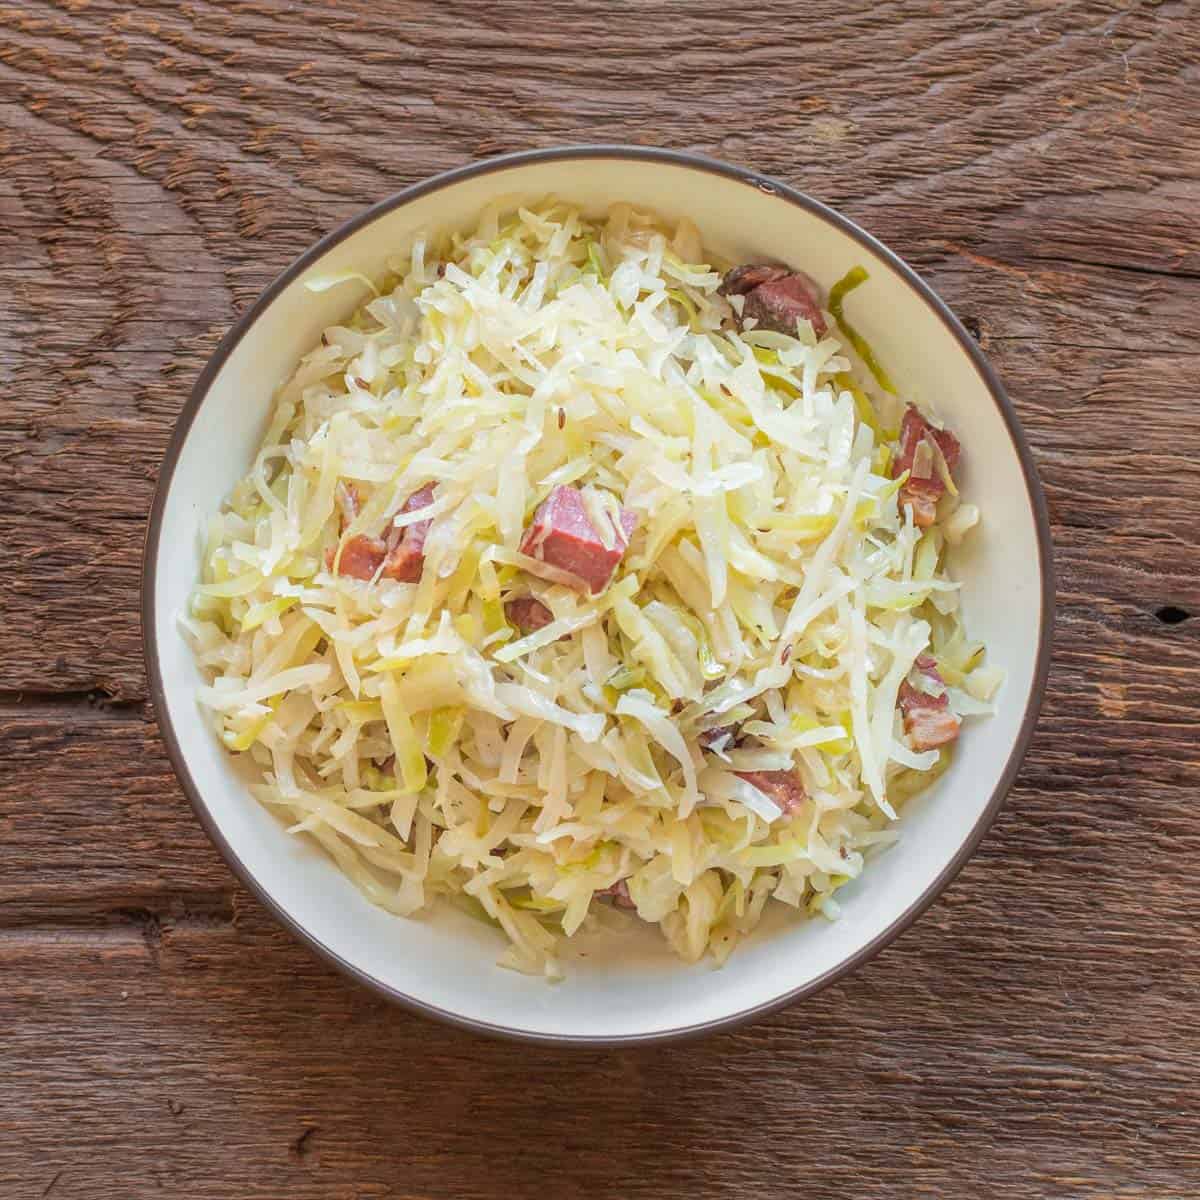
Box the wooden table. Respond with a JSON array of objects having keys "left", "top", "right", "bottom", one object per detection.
[{"left": 3, "top": 2, "right": 1198, "bottom": 1196}]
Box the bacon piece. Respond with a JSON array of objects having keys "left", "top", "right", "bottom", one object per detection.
[
  {"left": 721, "top": 264, "right": 784, "bottom": 294},
  {"left": 898, "top": 685, "right": 961, "bottom": 751},
  {"left": 892, "top": 406, "right": 961, "bottom": 528},
  {"left": 698, "top": 726, "right": 736, "bottom": 751},
  {"left": 395, "top": 483, "right": 437, "bottom": 552},
  {"left": 381, "top": 483, "right": 436, "bottom": 582},
  {"left": 327, "top": 483, "right": 437, "bottom": 582},
  {"left": 504, "top": 596, "right": 555, "bottom": 634},
  {"left": 898, "top": 656, "right": 961, "bottom": 751},
  {"left": 734, "top": 769, "right": 808, "bottom": 815},
  {"left": 325, "top": 534, "right": 387, "bottom": 580},
  {"left": 518, "top": 485, "right": 637, "bottom": 594},
  {"left": 720, "top": 263, "right": 827, "bottom": 337},
  {"left": 596, "top": 878, "right": 636, "bottom": 909},
  {"left": 324, "top": 481, "right": 370, "bottom": 573}
]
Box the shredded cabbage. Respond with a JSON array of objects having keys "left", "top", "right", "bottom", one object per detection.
[{"left": 187, "top": 199, "right": 996, "bottom": 978}]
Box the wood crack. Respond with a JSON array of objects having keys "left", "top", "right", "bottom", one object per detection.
[
  {"left": 1024, "top": 254, "right": 1200, "bottom": 282},
  {"left": 0, "top": 688, "right": 148, "bottom": 714},
  {"left": 0, "top": 892, "right": 238, "bottom": 934}
]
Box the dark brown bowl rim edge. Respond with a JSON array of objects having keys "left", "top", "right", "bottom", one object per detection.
[{"left": 141, "top": 143, "right": 1055, "bottom": 1048}]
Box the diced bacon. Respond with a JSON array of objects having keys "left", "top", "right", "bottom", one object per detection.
[
  {"left": 892, "top": 405, "right": 961, "bottom": 528},
  {"left": 325, "top": 534, "right": 387, "bottom": 580},
  {"left": 698, "top": 726, "right": 736, "bottom": 751},
  {"left": 721, "top": 263, "right": 828, "bottom": 337},
  {"left": 897, "top": 411, "right": 961, "bottom": 477},
  {"left": 914, "top": 652, "right": 940, "bottom": 676},
  {"left": 504, "top": 596, "right": 554, "bottom": 634},
  {"left": 734, "top": 769, "right": 808, "bottom": 815},
  {"left": 380, "top": 542, "right": 423, "bottom": 582},
  {"left": 898, "top": 684, "right": 961, "bottom": 751},
  {"left": 596, "top": 878, "right": 636, "bottom": 909},
  {"left": 898, "top": 655, "right": 961, "bottom": 751},
  {"left": 721, "top": 264, "right": 786, "bottom": 294},
  {"left": 385, "top": 481, "right": 436, "bottom": 580},
  {"left": 392, "top": 482, "right": 436, "bottom": 555},
  {"left": 328, "top": 482, "right": 437, "bottom": 583},
  {"left": 518, "top": 485, "right": 637, "bottom": 594}
]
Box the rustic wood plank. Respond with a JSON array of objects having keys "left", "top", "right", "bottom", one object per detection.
[
  {"left": 1, "top": 0, "right": 1199, "bottom": 1195},
  {"left": 2, "top": 851, "right": 1198, "bottom": 1200},
  {"left": 0, "top": 702, "right": 235, "bottom": 917}
]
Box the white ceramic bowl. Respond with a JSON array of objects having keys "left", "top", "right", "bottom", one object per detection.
[{"left": 143, "top": 146, "right": 1052, "bottom": 1044}]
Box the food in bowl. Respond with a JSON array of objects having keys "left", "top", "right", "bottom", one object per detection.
[{"left": 183, "top": 198, "right": 1003, "bottom": 979}]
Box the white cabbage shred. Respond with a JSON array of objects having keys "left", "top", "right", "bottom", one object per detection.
[{"left": 186, "top": 199, "right": 998, "bottom": 978}]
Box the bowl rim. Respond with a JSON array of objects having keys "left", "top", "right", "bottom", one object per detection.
[{"left": 141, "top": 143, "right": 1054, "bottom": 1046}]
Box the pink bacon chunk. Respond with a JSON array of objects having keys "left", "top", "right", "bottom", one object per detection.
[
  {"left": 327, "top": 533, "right": 387, "bottom": 581},
  {"left": 596, "top": 878, "right": 636, "bottom": 909},
  {"left": 504, "top": 596, "right": 555, "bottom": 635},
  {"left": 326, "top": 482, "right": 437, "bottom": 583},
  {"left": 381, "top": 482, "right": 436, "bottom": 582},
  {"left": 734, "top": 769, "right": 808, "bottom": 816},
  {"left": 699, "top": 726, "right": 737, "bottom": 751},
  {"left": 720, "top": 264, "right": 828, "bottom": 338},
  {"left": 898, "top": 653, "right": 961, "bottom": 751},
  {"left": 892, "top": 406, "right": 961, "bottom": 529},
  {"left": 519, "top": 485, "right": 637, "bottom": 594}
]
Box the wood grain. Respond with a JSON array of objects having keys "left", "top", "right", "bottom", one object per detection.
[{"left": 2, "top": 0, "right": 1199, "bottom": 1196}]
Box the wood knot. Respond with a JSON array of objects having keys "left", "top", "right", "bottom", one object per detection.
[
  {"left": 292, "top": 1127, "right": 319, "bottom": 1159},
  {"left": 1155, "top": 605, "right": 1191, "bottom": 625}
]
